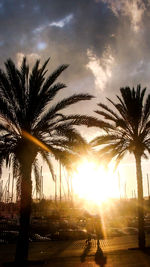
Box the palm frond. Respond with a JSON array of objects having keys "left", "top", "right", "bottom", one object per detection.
[
  {"left": 32, "top": 159, "right": 41, "bottom": 193},
  {"left": 32, "top": 83, "right": 67, "bottom": 125},
  {"left": 40, "top": 64, "right": 68, "bottom": 95},
  {"left": 90, "top": 134, "right": 119, "bottom": 146},
  {"left": 35, "top": 94, "right": 94, "bottom": 130},
  {"left": 97, "top": 102, "right": 119, "bottom": 120},
  {"left": 142, "top": 94, "right": 150, "bottom": 126},
  {"left": 40, "top": 151, "right": 55, "bottom": 180},
  {"left": 55, "top": 114, "right": 111, "bottom": 129}
]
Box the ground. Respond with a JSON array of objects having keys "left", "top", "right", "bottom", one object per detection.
[{"left": 1, "top": 235, "right": 150, "bottom": 266}]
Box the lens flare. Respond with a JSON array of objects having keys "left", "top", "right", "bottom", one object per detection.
[{"left": 22, "top": 130, "right": 51, "bottom": 152}]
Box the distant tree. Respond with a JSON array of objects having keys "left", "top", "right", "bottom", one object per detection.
[
  {"left": 91, "top": 85, "right": 150, "bottom": 249},
  {"left": 0, "top": 57, "right": 98, "bottom": 264}
]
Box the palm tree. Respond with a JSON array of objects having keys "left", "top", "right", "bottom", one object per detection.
[
  {"left": 0, "top": 57, "right": 98, "bottom": 264},
  {"left": 90, "top": 85, "right": 150, "bottom": 249}
]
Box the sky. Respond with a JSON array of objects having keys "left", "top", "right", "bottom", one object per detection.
[{"left": 1, "top": 0, "right": 150, "bottom": 200}]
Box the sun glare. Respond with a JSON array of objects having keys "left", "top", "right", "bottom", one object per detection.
[{"left": 72, "top": 159, "right": 120, "bottom": 205}]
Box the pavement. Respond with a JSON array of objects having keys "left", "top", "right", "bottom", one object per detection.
[{"left": 1, "top": 235, "right": 150, "bottom": 266}]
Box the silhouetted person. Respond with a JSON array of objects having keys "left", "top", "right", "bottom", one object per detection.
[
  {"left": 85, "top": 218, "right": 94, "bottom": 245},
  {"left": 80, "top": 241, "right": 92, "bottom": 262},
  {"left": 94, "top": 215, "right": 104, "bottom": 246}
]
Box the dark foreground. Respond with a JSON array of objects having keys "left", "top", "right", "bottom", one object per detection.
[{"left": 1, "top": 235, "right": 150, "bottom": 266}]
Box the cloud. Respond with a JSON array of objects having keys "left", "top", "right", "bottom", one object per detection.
[
  {"left": 16, "top": 52, "right": 40, "bottom": 68},
  {"left": 50, "top": 14, "right": 73, "bottom": 28},
  {"left": 103, "top": 0, "right": 146, "bottom": 32},
  {"left": 33, "top": 14, "right": 73, "bottom": 34},
  {"left": 86, "top": 47, "right": 114, "bottom": 91},
  {"left": 0, "top": 0, "right": 150, "bottom": 99}
]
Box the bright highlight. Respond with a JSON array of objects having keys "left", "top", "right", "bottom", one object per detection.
[{"left": 72, "top": 160, "right": 120, "bottom": 205}]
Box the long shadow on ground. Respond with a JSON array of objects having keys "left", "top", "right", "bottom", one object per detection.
[{"left": 94, "top": 242, "right": 107, "bottom": 267}]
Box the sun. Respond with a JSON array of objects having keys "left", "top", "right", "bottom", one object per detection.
[{"left": 71, "top": 159, "right": 120, "bottom": 205}]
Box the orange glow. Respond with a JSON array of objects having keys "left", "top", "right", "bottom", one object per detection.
[
  {"left": 22, "top": 130, "right": 51, "bottom": 152},
  {"left": 72, "top": 159, "right": 120, "bottom": 205}
]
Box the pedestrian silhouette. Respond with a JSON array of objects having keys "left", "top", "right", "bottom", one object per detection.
[
  {"left": 94, "top": 215, "right": 104, "bottom": 245},
  {"left": 80, "top": 240, "right": 92, "bottom": 262}
]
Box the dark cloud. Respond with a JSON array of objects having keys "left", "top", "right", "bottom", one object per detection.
[
  {"left": 0, "top": 0, "right": 118, "bottom": 88},
  {"left": 0, "top": 0, "right": 150, "bottom": 103}
]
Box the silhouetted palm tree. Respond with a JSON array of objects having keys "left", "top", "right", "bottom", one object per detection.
[
  {"left": 0, "top": 58, "right": 97, "bottom": 264},
  {"left": 91, "top": 85, "right": 150, "bottom": 249}
]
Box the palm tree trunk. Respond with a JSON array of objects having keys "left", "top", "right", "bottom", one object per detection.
[
  {"left": 15, "top": 162, "right": 32, "bottom": 265},
  {"left": 135, "top": 153, "right": 145, "bottom": 249}
]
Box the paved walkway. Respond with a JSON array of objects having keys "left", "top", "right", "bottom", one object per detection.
[
  {"left": 1, "top": 236, "right": 150, "bottom": 266},
  {"left": 42, "top": 249, "right": 150, "bottom": 267}
]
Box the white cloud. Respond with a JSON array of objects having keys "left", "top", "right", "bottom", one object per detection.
[
  {"left": 103, "top": 0, "right": 146, "bottom": 32},
  {"left": 86, "top": 47, "right": 114, "bottom": 91},
  {"left": 33, "top": 24, "right": 46, "bottom": 34},
  {"left": 50, "top": 14, "right": 73, "bottom": 28},
  {"left": 33, "top": 14, "right": 73, "bottom": 35}
]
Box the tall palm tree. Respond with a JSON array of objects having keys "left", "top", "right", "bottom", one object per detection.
[
  {"left": 0, "top": 57, "right": 98, "bottom": 264},
  {"left": 91, "top": 85, "right": 150, "bottom": 249}
]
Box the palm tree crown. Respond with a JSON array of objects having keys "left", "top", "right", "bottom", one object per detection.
[
  {"left": 0, "top": 58, "right": 95, "bottom": 180},
  {"left": 91, "top": 85, "right": 150, "bottom": 164}
]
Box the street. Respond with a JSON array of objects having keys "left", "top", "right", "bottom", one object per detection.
[{"left": 1, "top": 235, "right": 150, "bottom": 266}]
